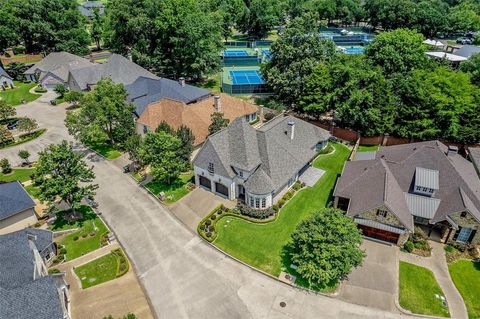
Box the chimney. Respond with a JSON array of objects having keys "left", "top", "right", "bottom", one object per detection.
[
  {"left": 179, "top": 77, "right": 186, "bottom": 87},
  {"left": 287, "top": 120, "right": 295, "bottom": 140},
  {"left": 214, "top": 95, "right": 221, "bottom": 112},
  {"left": 127, "top": 51, "right": 132, "bottom": 62},
  {"left": 259, "top": 105, "right": 264, "bottom": 120},
  {"left": 447, "top": 145, "right": 458, "bottom": 157}
]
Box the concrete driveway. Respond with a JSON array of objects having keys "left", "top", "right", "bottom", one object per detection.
[
  {"left": 88, "top": 150, "right": 415, "bottom": 319},
  {"left": 337, "top": 239, "right": 399, "bottom": 312},
  {"left": 0, "top": 91, "right": 73, "bottom": 165}
]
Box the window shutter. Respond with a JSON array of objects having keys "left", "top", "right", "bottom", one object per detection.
[
  {"left": 467, "top": 229, "right": 477, "bottom": 243},
  {"left": 452, "top": 226, "right": 462, "bottom": 241}
]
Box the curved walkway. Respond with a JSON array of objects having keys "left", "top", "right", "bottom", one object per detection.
[{"left": 399, "top": 241, "right": 467, "bottom": 319}]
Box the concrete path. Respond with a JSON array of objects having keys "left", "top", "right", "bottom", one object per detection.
[
  {"left": 299, "top": 166, "right": 325, "bottom": 187},
  {"left": 87, "top": 149, "right": 418, "bottom": 319},
  {"left": 399, "top": 241, "right": 467, "bottom": 319},
  {"left": 57, "top": 243, "right": 154, "bottom": 319}
]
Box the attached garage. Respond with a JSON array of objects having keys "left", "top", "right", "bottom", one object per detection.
[
  {"left": 198, "top": 176, "right": 211, "bottom": 190},
  {"left": 357, "top": 224, "right": 400, "bottom": 244},
  {"left": 215, "top": 182, "right": 229, "bottom": 197}
]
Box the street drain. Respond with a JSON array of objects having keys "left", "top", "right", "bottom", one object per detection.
[{"left": 279, "top": 302, "right": 286, "bottom": 308}]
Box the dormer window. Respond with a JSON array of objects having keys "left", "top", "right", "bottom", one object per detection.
[
  {"left": 376, "top": 209, "right": 388, "bottom": 218},
  {"left": 414, "top": 167, "right": 439, "bottom": 197},
  {"left": 239, "top": 171, "right": 243, "bottom": 178},
  {"left": 208, "top": 163, "right": 214, "bottom": 174}
]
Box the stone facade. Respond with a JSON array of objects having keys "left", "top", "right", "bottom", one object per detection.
[
  {"left": 357, "top": 205, "right": 404, "bottom": 228},
  {"left": 446, "top": 211, "right": 480, "bottom": 244}
]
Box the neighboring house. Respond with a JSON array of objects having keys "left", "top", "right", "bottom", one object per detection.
[
  {"left": 0, "top": 181, "right": 38, "bottom": 235},
  {"left": 334, "top": 141, "right": 480, "bottom": 246},
  {"left": 468, "top": 147, "right": 480, "bottom": 177},
  {"left": 453, "top": 44, "right": 480, "bottom": 59},
  {"left": 193, "top": 115, "right": 330, "bottom": 208},
  {"left": 426, "top": 45, "right": 480, "bottom": 65},
  {"left": 78, "top": 1, "right": 105, "bottom": 18},
  {"left": 68, "top": 54, "right": 158, "bottom": 91},
  {"left": 0, "top": 228, "right": 70, "bottom": 319},
  {"left": 24, "top": 52, "right": 94, "bottom": 89},
  {"left": 126, "top": 76, "right": 211, "bottom": 117},
  {"left": 136, "top": 93, "right": 259, "bottom": 146},
  {"left": 0, "top": 66, "right": 14, "bottom": 89}
]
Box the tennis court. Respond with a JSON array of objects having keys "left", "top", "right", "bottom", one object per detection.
[
  {"left": 229, "top": 70, "right": 265, "bottom": 85},
  {"left": 345, "top": 47, "right": 364, "bottom": 54},
  {"left": 224, "top": 50, "right": 249, "bottom": 57}
]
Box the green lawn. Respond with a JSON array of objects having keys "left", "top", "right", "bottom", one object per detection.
[
  {"left": 214, "top": 143, "right": 350, "bottom": 277},
  {"left": 399, "top": 261, "right": 450, "bottom": 317},
  {"left": 0, "top": 81, "right": 41, "bottom": 106},
  {"left": 0, "top": 168, "right": 35, "bottom": 182},
  {"left": 74, "top": 253, "right": 118, "bottom": 288},
  {"left": 87, "top": 142, "right": 122, "bottom": 160},
  {"left": 449, "top": 260, "right": 480, "bottom": 318},
  {"left": 52, "top": 206, "right": 109, "bottom": 261},
  {"left": 192, "top": 73, "right": 221, "bottom": 93},
  {"left": 0, "top": 129, "right": 47, "bottom": 150},
  {"left": 145, "top": 173, "right": 194, "bottom": 204},
  {"left": 24, "top": 184, "right": 41, "bottom": 199},
  {"left": 357, "top": 144, "right": 379, "bottom": 152}
]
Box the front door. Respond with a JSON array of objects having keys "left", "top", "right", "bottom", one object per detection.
[{"left": 238, "top": 185, "right": 245, "bottom": 200}]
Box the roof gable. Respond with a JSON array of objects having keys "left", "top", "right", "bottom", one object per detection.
[{"left": 0, "top": 182, "right": 35, "bottom": 221}]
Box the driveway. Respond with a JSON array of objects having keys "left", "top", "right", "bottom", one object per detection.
[
  {"left": 337, "top": 239, "right": 399, "bottom": 312},
  {"left": 169, "top": 187, "right": 236, "bottom": 231},
  {"left": 87, "top": 150, "right": 416, "bottom": 319},
  {"left": 0, "top": 91, "right": 72, "bottom": 165}
]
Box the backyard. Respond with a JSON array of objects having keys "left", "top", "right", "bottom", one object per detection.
[
  {"left": 0, "top": 81, "right": 41, "bottom": 106},
  {"left": 145, "top": 172, "right": 194, "bottom": 204},
  {"left": 74, "top": 249, "right": 128, "bottom": 289},
  {"left": 448, "top": 260, "right": 480, "bottom": 318},
  {"left": 357, "top": 144, "right": 380, "bottom": 152},
  {"left": 213, "top": 143, "right": 350, "bottom": 277},
  {"left": 399, "top": 261, "right": 450, "bottom": 317},
  {"left": 50, "top": 206, "right": 109, "bottom": 261}
]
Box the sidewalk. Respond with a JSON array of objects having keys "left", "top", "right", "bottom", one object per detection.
[{"left": 399, "top": 241, "right": 467, "bottom": 319}]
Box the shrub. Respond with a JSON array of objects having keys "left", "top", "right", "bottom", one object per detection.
[
  {"left": 57, "top": 254, "right": 65, "bottom": 261},
  {"left": 89, "top": 231, "right": 96, "bottom": 237},
  {"left": 444, "top": 244, "right": 456, "bottom": 253},
  {"left": 199, "top": 224, "right": 205, "bottom": 231},
  {"left": 210, "top": 214, "right": 216, "bottom": 220},
  {"left": 264, "top": 112, "right": 275, "bottom": 121},
  {"left": 33, "top": 222, "right": 41, "bottom": 228},
  {"left": 206, "top": 232, "right": 212, "bottom": 238},
  {"left": 236, "top": 202, "right": 275, "bottom": 219},
  {"left": 59, "top": 248, "right": 67, "bottom": 255},
  {"left": 81, "top": 233, "right": 88, "bottom": 238},
  {"left": 12, "top": 46, "right": 25, "bottom": 55},
  {"left": 34, "top": 86, "right": 47, "bottom": 93},
  {"left": 52, "top": 258, "right": 60, "bottom": 264},
  {"left": 404, "top": 241, "right": 414, "bottom": 253},
  {"left": 278, "top": 199, "right": 286, "bottom": 208},
  {"left": 0, "top": 158, "right": 12, "bottom": 174},
  {"left": 272, "top": 204, "right": 279, "bottom": 212},
  {"left": 73, "top": 236, "right": 79, "bottom": 241},
  {"left": 48, "top": 268, "right": 61, "bottom": 274}
]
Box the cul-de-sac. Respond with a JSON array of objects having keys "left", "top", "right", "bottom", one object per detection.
[{"left": 1, "top": 0, "right": 480, "bottom": 318}]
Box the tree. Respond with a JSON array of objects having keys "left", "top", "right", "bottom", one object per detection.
[
  {"left": 64, "top": 91, "right": 83, "bottom": 106},
  {"left": 208, "top": 112, "right": 230, "bottom": 135},
  {"left": 448, "top": 1, "right": 480, "bottom": 34},
  {"left": 0, "top": 158, "right": 11, "bottom": 174},
  {"left": 364, "top": 28, "right": 428, "bottom": 75},
  {"left": 237, "top": 0, "right": 285, "bottom": 39},
  {"left": 460, "top": 53, "right": 480, "bottom": 85},
  {"left": 288, "top": 208, "right": 364, "bottom": 288},
  {"left": 125, "top": 133, "right": 142, "bottom": 170},
  {"left": 35, "top": 140, "right": 97, "bottom": 216},
  {"left": 413, "top": 0, "right": 449, "bottom": 38},
  {"left": 0, "top": 126, "right": 13, "bottom": 146},
  {"left": 54, "top": 84, "right": 67, "bottom": 98},
  {"left": 155, "top": 121, "right": 175, "bottom": 135},
  {"left": 139, "top": 131, "right": 184, "bottom": 185},
  {"left": 91, "top": 8, "right": 104, "bottom": 51},
  {"left": 364, "top": 0, "right": 417, "bottom": 30},
  {"left": 176, "top": 125, "right": 195, "bottom": 163},
  {"left": 17, "top": 118, "right": 38, "bottom": 134},
  {"left": 205, "top": 0, "right": 245, "bottom": 40},
  {"left": 5, "top": 62, "right": 28, "bottom": 80},
  {"left": 261, "top": 16, "right": 336, "bottom": 106},
  {"left": 0, "top": 100, "right": 16, "bottom": 121},
  {"left": 18, "top": 150, "right": 30, "bottom": 165},
  {"left": 65, "top": 78, "right": 135, "bottom": 146}
]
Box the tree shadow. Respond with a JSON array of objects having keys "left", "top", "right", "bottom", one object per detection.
[{"left": 49, "top": 205, "right": 97, "bottom": 231}]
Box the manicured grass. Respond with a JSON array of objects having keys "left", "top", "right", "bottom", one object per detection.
[
  {"left": 357, "top": 144, "right": 379, "bottom": 152},
  {"left": 53, "top": 206, "right": 109, "bottom": 261},
  {"left": 0, "top": 129, "right": 47, "bottom": 150},
  {"left": 192, "top": 73, "right": 221, "bottom": 93},
  {"left": 214, "top": 143, "right": 350, "bottom": 277},
  {"left": 145, "top": 173, "right": 194, "bottom": 204},
  {"left": 24, "top": 184, "right": 41, "bottom": 199},
  {"left": 0, "top": 168, "right": 35, "bottom": 182},
  {"left": 448, "top": 260, "right": 480, "bottom": 318},
  {"left": 87, "top": 142, "right": 122, "bottom": 160},
  {"left": 399, "top": 261, "right": 449, "bottom": 317},
  {"left": 0, "top": 81, "right": 41, "bottom": 106},
  {"left": 75, "top": 253, "right": 118, "bottom": 288}
]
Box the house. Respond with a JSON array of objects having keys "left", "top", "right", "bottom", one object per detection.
[
  {"left": 136, "top": 93, "right": 259, "bottom": 146},
  {"left": 0, "top": 66, "right": 14, "bottom": 89},
  {"left": 0, "top": 228, "right": 70, "bottom": 319},
  {"left": 24, "top": 52, "right": 94, "bottom": 89},
  {"left": 78, "top": 1, "right": 105, "bottom": 18},
  {"left": 426, "top": 45, "right": 480, "bottom": 66},
  {"left": 469, "top": 147, "right": 480, "bottom": 177},
  {"left": 453, "top": 44, "right": 480, "bottom": 59},
  {"left": 334, "top": 141, "right": 480, "bottom": 246},
  {"left": 68, "top": 53, "right": 158, "bottom": 91},
  {"left": 0, "top": 181, "right": 38, "bottom": 235},
  {"left": 193, "top": 115, "right": 330, "bottom": 208}
]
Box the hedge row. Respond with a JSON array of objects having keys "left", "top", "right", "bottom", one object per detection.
[{"left": 112, "top": 248, "right": 129, "bottom": 277}]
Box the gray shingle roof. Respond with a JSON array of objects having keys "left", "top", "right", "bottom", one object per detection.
[
  {"left": 0, "top": 181, "right": 36, "bottom": 221},
  {"left": 0, "top": 229, "right": 64, "bottom": 319},
  {"left": 194, "top": 115, "right": 330, "bottom": 195},
  {"left": 335, "top": 141, "right": 480, "bottom": 228},
  {"left": 125, "top": 77, "right": 210, "bottom": 116},
  {"left": 415, "top": 167, "right": 439, "bottom": 190},
  {"left": 454, "top": 45, "right": 480, "bottom": 58},
  {"left": 70, "top": 54, "right": 158, "bottom": 91},
  {"left": 0, "top": 66, "right": 12, "bottom": 79},
  {"left": 469, "top": 147, "right": 480, "bottom": 175},
  {"left": 24, "top": 52, "right": 94, "bottom": 83}
]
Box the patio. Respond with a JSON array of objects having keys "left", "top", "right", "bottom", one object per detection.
[{"left": 299, "top": 166, "right": 325, "bottom": 187}]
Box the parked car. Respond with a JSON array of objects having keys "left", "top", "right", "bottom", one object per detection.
[
  {"left": 456, "top": 37, "right": 474, "bottom": 45},
  {"left": 7, "top": 120, "right": 18, "bottom": 130}
]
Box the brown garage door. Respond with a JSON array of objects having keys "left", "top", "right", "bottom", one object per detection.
[
  {"left": 199, "top": 176, "right": 211, "bottom": 190},
  {"left": 358, "top": 225, "right": 399, "bottom": 244},
  {"left": 215, "top": 182, "right": 229, "bottom": 197}
]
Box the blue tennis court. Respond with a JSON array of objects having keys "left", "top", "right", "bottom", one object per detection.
[
  {"left": 345, "top": 47, "right": 364, "bottom": 54},
  {"left": 229, "top": 70, "right": 265, "bottom": 85},
  {"left": 224, "top": 50, "right": 249, "bottom": 57},
  {"left": 262, "top": 49, "right": 271, "bottom": 58}
]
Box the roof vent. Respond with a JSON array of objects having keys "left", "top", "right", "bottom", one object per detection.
[
  {"left": 447, "top": 145, "right": 458, "bottom": 157},
  {"left": 179, "top": 77, "right": 186, "bottom": 87}
]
